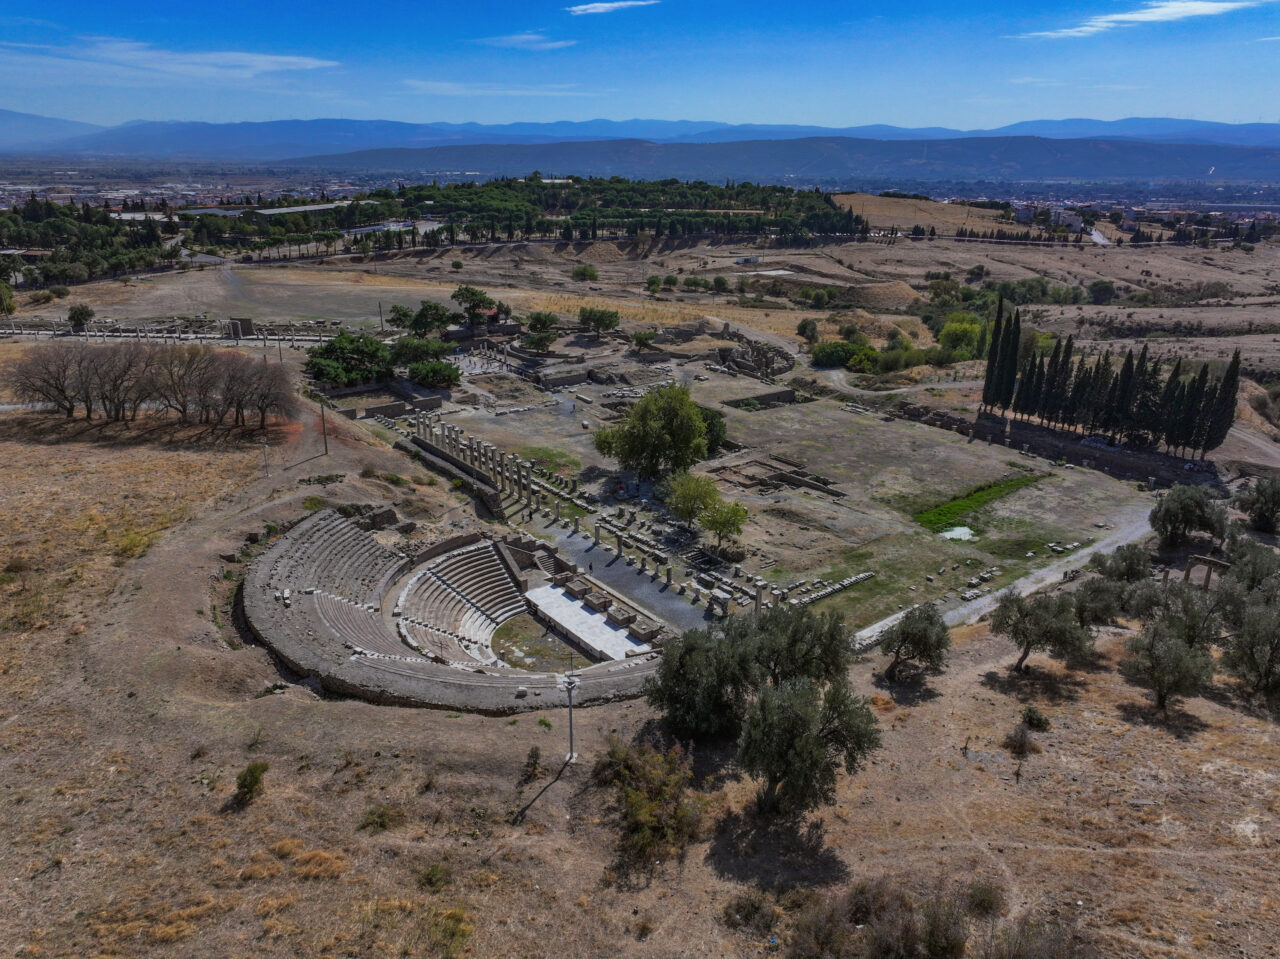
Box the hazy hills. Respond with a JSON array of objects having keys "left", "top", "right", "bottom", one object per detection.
[
  {"left": 0, "top": 109, "right": 104, "bottom": 150},
  {"left": 283, "top": 136, "right": 1280, "bottom": 183},
  {"left": 5, "top": 113, "right": 1280, "bottom": 160}
]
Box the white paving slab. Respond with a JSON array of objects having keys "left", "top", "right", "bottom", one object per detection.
[{"left": 526, "top": 585, "right": 651, "bottom": 662}]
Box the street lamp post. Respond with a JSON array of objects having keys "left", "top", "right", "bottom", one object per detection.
[{"left": 564, "top": 673, "right": 579, "bottom": 764}]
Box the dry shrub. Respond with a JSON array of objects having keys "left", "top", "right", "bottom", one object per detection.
[
  {"left": 427, "top": 906, "right": 473, "bottom": 959},
  {"left": 1002, "top": 724, "right": 1042, "bottom": 758},
  {"left": 964, "top": 880, "right": 1007, "bottom": 919},
  {"left": 253, "top": 895, "right": 296, "bottom": 918},
  {"left": 148, "top": 921, "right": 193, "bottom": 943},
  {"left": 270, "top": 838, "right": 303, "bottom": 858},
  {"left": 357, "top": 804, "right": 406, "bottom": 834},
  {"left": 292, "top": 849, "right": 350, "bottom": 879},
  {"left": 238, "top": 851, "right": 282, "bottom": 881},
  {"left": 722, "top": 889, "right": 779, "bottom": 935},
  {"left": 786, "top": 877, "right": 1094, "bottom": 959},
  {"left": 591, "top": 735, "right": 706, "bottom": 862},
  {"left": 870, "top": 695, "right": 897, "bottom": 713},
  {"left": 262, "top": 918, "right": 301, "bottom": 939}
]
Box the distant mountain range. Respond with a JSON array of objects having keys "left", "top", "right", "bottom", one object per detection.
[
  {"left": 6, "top": 112, "right": 1280, "bottom": 160},
  {"left": 277, "top": 136, "right": 1280, "bottom": 183},
  {"left": 2, "top": 111, "right": 1279, "bottom": 181}
]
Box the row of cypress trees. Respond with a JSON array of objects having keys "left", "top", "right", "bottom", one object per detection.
[{"left": 980, "top": 301, "right": 1240, "bottom": 458}]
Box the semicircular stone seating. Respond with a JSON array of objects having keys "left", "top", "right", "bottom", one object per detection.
[
  {"left": 250, "top": 510, "right": 531, "bottom": 676},
  {"left": 395, "top": 541, "right": 528, "bottom": 665}
]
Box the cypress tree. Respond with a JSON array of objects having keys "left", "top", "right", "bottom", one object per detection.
[
  {"left": 1194, "top": 384, "right": 1218, "bottom": 457},
  {"left": 1157, "top": 357, "right": 1182, "bottom": 445},
  {"left": 1205, "top": 350, "right": 1240, "bottom": 454},
  {"left": 1012, "top": 352, "right": 1036, "bottom": 418},
  {"left": 1048, "top": 335, "right": 1074, "bottom": 427},
  {"left": 1065, "top": 355, "right": 1089, "bottom": 430},
  {"left": 1165, "top": 383, "right": 1186, "bottom": 452},
  {"left": 1038, "top": 339, "right": 1062, "bottom": 424},
  {"left": 999, "top": 312, "right": 1021, "bottom": 411},
  {"left": 1029, "top": 356, "right": 1047, "bottom": 419},
  {"left": 982, "top": 303, "right": 1005, "bottom": 411},
  {"left": 1102, "top": 374, "right": 1121, "bottom": 441},
  {"left": 1181, "top": 365, "right": 1209, "bottom": 456}
]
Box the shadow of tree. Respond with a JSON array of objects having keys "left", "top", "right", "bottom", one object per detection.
[
  {"left": 0, "top": 410, "right": 289, "bottom": 451},
  {"left": 706, "top": 809, "right": 849, "bottom": 892},
  {"left": 871, "top": 670, "right": 942, "bottom": 707},
  {"left": 980, "top": 665, "right": 1090, "bottom": 705},
  {"left": 1115, "top": 701, "right": 1210, "bottom": 740}
]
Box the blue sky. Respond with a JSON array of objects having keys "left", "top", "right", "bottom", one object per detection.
[{"left": 2, "top": 1, "right": 1279, "bottom": 127}]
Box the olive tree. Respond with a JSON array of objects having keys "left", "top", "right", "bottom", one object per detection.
[
  {"left": 991, "top": 592, "right": 1093, "bottom": 672},
  {"left": 881, "top": 604, "right": 951, "bottom": 682},
  {"left": 1149, "top": 484, "right": 1227, "bottom": 549}
]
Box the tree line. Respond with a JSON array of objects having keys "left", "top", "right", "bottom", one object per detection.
[
  {"left": 1, "top": 197, "right": 168, "bottom": 287},
  {"left": 5, "top": 341, "right": 297, "bottom": 429},
  {"left": 981, "top": 304, "right": 1239, "bottom": 457}
]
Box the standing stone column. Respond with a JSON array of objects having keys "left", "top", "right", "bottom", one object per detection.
[
  {"left": 594, "top": 522, "right": 601, "bottom": 545},
  {"left": 754, "top": 583, "right": 764, "bottom": 615}
]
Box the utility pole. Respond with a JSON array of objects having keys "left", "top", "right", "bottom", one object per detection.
[
  {"left": 320, "top": 404, "right": 329, "bottom": 456},
  {"left": 378, "top": 301, "right": 384, "bottom": 331}
]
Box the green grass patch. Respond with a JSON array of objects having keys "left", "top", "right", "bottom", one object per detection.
[
  {"left": 301, "top": 495, "right": 327, "bottom": 512},
  {"left": 913, "top": 475, "right": 1042, "bottom": 532},
  {"left": 515, "top": 446, "right": 581, "bottom": 476}
]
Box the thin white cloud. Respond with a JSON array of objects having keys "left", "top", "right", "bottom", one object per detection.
[
  {"left": 1258, "top": 33, "right": 1280, "bottom": 37},
  {"left": 1021, "top": 1, "right": 1269, "bottom": 39},
  {"left": 479, "top": 33, "right": 576, "bottom": 50},
  {"left": 404, "top": 79, "right": 594, "bottom": 97},
  {"left": 1008, "top": 76, "right": 1066, "bottom": 86},
  {"left": 0, "top": 36, "right": 337, "bottom": 80},
  {"left": 566, "top": 1, "right": 659, "bottom": 14}
]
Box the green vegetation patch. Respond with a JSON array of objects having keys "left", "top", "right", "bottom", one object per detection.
[
  {"left": 913, "top": 475, "right": 1043, "bottom": 532},
  {"left": 515, "top": 446, "right": 581, "bottom": 475}
]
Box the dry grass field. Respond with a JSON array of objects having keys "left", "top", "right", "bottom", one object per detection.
[{"left": 832, "top": 192, "right": 1012, "bottom": 233}]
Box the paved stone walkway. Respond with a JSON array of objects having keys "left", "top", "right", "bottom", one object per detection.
[{"left": 541, "top": 519, "right": 714, "bottom": 634}]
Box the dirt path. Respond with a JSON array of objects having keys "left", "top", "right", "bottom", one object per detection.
[{"left": 1225, "top": 424, "right": 1280, "bottom": 469}]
